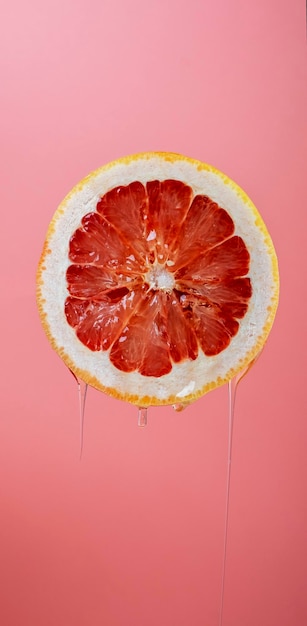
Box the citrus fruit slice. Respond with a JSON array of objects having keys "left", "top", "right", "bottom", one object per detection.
[{"left": 37, "top": 152, "right": 279, "bottom": 407}]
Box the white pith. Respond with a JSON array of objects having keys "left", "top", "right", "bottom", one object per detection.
[
  {"left": 145, "top": 264, "right": 175, "bottom": 292},
  {"left": 38, "top": 153, "right": 279, "bottom": 406}
]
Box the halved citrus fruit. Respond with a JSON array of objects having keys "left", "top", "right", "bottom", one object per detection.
[{"left": 37, "top": 152, "right": 279, "bottom": 407}]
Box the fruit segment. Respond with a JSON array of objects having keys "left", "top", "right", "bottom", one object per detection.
[
  {"left": 69, "top": 212, "right": 145, "bottom": 274},
  {"left": 65, "top": 288, "right": 145, "bottom": 351},
  {"left": 175, "top": 236, "right": 250, "bottom": 283},
  {"left": 171, "top": 195, "right": 235, "bottom": 270},
  {"left": 109, "top": 292, "right": 198, "bottom": 376},
  {"left": 97, "top": 182, "right": 148, "bottom": 260},
  {"left": 65, "top": 179, "right": 252, "bottom": 377},
  {"left": 145, "top": 180, "right": 193, "bottom": 262}
]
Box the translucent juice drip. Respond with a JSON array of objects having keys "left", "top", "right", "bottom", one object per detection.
[
  {"left": 68, "top": 369, "right": 88, "bottom": 459},
  {"left": 219, "top": 356, "right": 260, "bottom": 626},
  {"left": 138, "top": 407, "right": 148, "bottom": 427},
  {"left": 78, "top": 379, "right": 88, "bottom": 459},
  {"left": 218, "top": 376, "right": 237, "bottom": 626}
]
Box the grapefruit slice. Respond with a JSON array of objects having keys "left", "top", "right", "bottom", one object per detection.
[{"left": 37, "top": 152, "right": 279, "bottom": 407}]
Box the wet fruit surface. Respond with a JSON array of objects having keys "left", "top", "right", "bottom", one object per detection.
[{"left": 65, "top": 179, "right": 252, "bottom": 376}]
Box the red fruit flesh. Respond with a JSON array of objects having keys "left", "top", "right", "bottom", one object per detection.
[{"left": 65, "top": 180, "right": 252, "bottom": 377}]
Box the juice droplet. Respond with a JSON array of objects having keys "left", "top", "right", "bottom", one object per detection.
[
  {"left": 138, "top": 407, "right": 148, "bottom": 427},
  {"left": 172, "top": 402, "right": 187, "bottom": 412}
]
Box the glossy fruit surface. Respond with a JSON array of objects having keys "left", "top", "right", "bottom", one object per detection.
[{"left": 37, "top": 152, "right": 279, "bottom": 406}]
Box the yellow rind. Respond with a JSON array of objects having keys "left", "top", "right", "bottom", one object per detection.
[{"left": 36, "top": 151, "right": 279, "bottom": 408}]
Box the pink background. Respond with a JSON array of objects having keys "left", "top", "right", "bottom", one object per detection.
[{"left": 1, "top": 1, "right": 307, "bottom": 625}]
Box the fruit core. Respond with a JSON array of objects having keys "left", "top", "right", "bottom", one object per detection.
[{"left": 146, "top": 264, "right": 175, "bottom": 292}]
